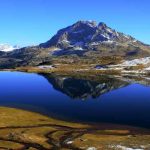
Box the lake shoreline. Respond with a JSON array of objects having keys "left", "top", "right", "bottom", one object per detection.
[
  {"left": 0, "top": 106, "right": 150, "bottom": 150},
  {"left": 0, "top": 71, "right": 150, "bottom": 149},
  {"left": 1, "top": 64, "right": 150, "bottom": 77},
  {"left": 3, "top": 103, "right": 150, "bottom": 131}
]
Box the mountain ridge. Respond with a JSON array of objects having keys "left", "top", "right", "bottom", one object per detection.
[
  {"left": 40, "top": 20, "right": 148, "bottom": 49},
  {"left": 0, "top": 20, "right": 150, "bottom": 68}
]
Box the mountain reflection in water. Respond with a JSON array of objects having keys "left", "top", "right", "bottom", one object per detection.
[
  {"left": 44, "top": 74, "right": 129, "bottom": 100},
  {"left": 1, "top": 72, "right": 150, "bottom": 129}
]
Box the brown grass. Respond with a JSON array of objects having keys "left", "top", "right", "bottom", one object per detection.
[{"left": 0, "top": 107, "right": 150, "bottom": 149}]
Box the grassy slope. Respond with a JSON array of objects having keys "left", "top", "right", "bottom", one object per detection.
[{"left": 0, "top": 107, "right": 150, "bottom": 150}]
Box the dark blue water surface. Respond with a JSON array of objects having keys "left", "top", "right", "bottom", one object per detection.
[{"left": 1, "top": 71, "right": 150, "bottom": 128}]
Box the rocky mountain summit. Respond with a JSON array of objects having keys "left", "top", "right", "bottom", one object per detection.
[
  {"left": 40, "top": 20, "right": 150, "bottom": 57},
  {"left": 41, "top": 20, "right": 143, "bottom": 48},
  {"left": 0, "top": 20, "right": 150, "bottom": 68}
]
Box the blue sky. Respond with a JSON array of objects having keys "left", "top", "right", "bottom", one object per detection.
[{"left": 0, "top": 0, "right": 149, "bottom": 46}]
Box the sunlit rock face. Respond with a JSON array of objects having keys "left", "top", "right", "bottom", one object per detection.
[
  {"left": 38, "top": 20, "right": 150, "bottom": 61},
  {"left": 40, "top": 20, "right": 142, "bottom": 49}
]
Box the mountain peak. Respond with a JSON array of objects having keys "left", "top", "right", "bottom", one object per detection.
[
  {"left": 74, "top": 20, "right": 109, "bottom": 29},
  {"left": 75, "top": 20, "right": 97, "bottom": 28},
  {"left": 98, "top": 22, "right": 108, "bottom": 30},
  {"left": 40, "top": 20, "right": 146, "bottom": 51}
]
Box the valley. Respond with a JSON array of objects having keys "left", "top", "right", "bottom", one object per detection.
[
  {"left": 0, "top": 1, "right": 150, "bottom": 149},
  {"left": 0, "top": 20, "right": 150, "bottom": 150}
]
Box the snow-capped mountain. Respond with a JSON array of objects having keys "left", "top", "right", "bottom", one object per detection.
[
  {"left": 40, "top": 20, "right": 146, "bottom": 50},
  {"left": 0, "top": 44, "right": 19, "bottom": 52},
  {"left": 0, "top": 20, "right": 150, "bottom": 68}
]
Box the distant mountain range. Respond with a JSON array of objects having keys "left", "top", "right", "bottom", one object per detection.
[
  {"left": 0, "top": 44, "right": 19, "bottom": 52},
  {"left": 0, "top": 20, "right": 150, "bottom": 68}
]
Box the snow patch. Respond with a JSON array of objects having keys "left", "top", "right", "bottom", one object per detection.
[
  {"left": 133, "top": 39, "right": 137, "bottom": 43},
  {"left": 87, "top": 147, "right": 97, "bottom": 150},
  {"left": 73, "top": 47, "right": 83, "bottom": 50},
  {"left": 144, "top": 66, "right": 150, "bottom": 71},
  {"left": 106, "top": 28, "right": 113, "bottom": 34},
  {"left": 121, "top": 57, "right": 150, "bottom": 66},
  {"left": 124, "top": 35, "right": 130, "bottom": 39},
  {"left": 91, "top": 41, "right": 115, "bottom": 46},
  {"left": 0, "top": 44, "right": 19, "bottom": 52},
  {"left": 51, "top": 47, "right": 62, "bottom": 51},
  {"left": 84, "top": 21, "right": 97, "bottom": 28},
  {"left": 60, "top": 40, "right": 70, "bottom": 43},
  {"left": 90, "top": 42, "right": 100, "bottom": 46},
  {"left": 103, "top": 40, "right": 114, "bottom": 44},
  {"left": 114, "top": 145, "right": 143, "bottom": 150},
  {"left": 115, "top": 31, "right": 119, "bottom": 37},
  {"left": 101, "top": 34, "right": 110, "bottom": 40},
  {"left": 38, "top": 65, "right": 54, "bottom": 69},
  {"left": 66, "top": 141, "right": 74, "bottom": 144}
]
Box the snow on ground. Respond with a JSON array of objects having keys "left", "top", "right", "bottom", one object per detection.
[
  {"left": 133, "top": 39, "right": 137, "bottom": 43},
  {"left": 86, "top": 147, "right": 97, "bottom": 150},
  {"left": 144, "top": 66, "right": 150, "bottom": 71},
  {"left": 106, "top": 28, "right": 114, "bottom": 34},
  {"left": 124, "top": 34, "right": 130, "bottom": 39},
  {"left": 73, "top": 47, "right": 83, "bottom": 50},
  {"left": 90, "top": 42, "right": 100, "bottom": 46},
  {"left": 94, "top": 57, "right": 150, "bottom": 74},
  {"left": 115, "top": 31, "right": 119, "bottom": 37},
  {"left": 66, "top": 140, "right": 74, "bottom": 144},
  {"left": 60, "top": 39, "right": 70, "bottom": 44},
  {"left": 122, "top": 70, "right": 144, "bottom": 74},
  {"left": 84, "top": 20, "right": 97, "bottom": 28},
  {"left": 90, "top": 40, "right": 115, "bottom": 46},
  {"left": 38, "top": 65, "right": 54, "bottom": 69},
  {"left": 0, "top": 44, "right": 19, "bottom": 52},
  {"left": 101, "top": 34, "right": 110, "bottom": 40},
  {"left": 110, "top": 145, "right": 144, "bottom": 150},
  {"left": 120, "top": 57, "right": 150, "bottom": 67},
  {"left": 51, "top": 47, "right": 62, "bottom": 51},
  {"left": 102, "top": 40, "right": 114, "bottom": 44}
]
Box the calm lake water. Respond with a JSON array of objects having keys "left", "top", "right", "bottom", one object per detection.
[{"left": 1, "top": 71, "right": 150, "bottom": 128}]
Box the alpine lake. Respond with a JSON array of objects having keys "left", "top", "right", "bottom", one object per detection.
[{"left": 0, "top": 71, "right": 150, "bottom": 149}]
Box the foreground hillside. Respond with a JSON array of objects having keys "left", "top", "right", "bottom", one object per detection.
[{"left": 0, "top": 107, "right": 150, "bottom": 150}]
